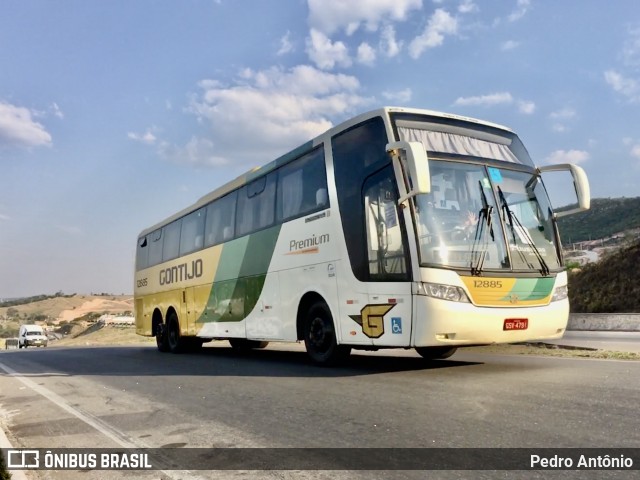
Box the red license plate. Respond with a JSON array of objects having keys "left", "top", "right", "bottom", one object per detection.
[{"left": 503, "top": 318, "right": 528, "bottom": 331}]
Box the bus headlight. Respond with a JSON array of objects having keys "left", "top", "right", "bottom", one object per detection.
[
  {"left": 419, "top": 282, "right": 470, "bottom": 303},
  {"left": 551, "top": 285, "right": 568, "bottom": 302}
]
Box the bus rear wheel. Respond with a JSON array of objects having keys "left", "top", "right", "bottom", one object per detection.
[
  {"left": 156, "top": 323, "right": 169, "bottom": 352},
  {"left": 166, "top": 312, "right": 188, "bottom": 354},
  {"left": 303, "top": 301, "right": 350, "bottom": 366},
  {"left": 415, "top": 346, "right": 457, "bottom": 360}
]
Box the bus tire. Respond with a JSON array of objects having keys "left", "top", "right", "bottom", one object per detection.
[
  {"left": 156, "top": 322, "right": 169, "bottom": 352},
  {"left": 303, "top": 301, "right": 350, "bottom": 366},
  {"left": 166, "top": 312, "right": 187, "bottom": 354},
  {"left": 415, "top": 346, "right": 457, "bottom": 360},
  {"left": 229, "top": 339, "right": 269, "bottom": 350}
]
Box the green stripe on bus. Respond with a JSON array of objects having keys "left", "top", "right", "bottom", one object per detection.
[
  {"left": 499, "top": 277, "right": 555, "bottom": 302},
  {"left": 200, "top": 225, "right": 282, "bottom": 323}
]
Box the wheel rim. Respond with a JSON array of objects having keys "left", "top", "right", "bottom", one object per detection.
[
  {"left": 168, "top": 321, "right": 178, "bottom": 349},
  {"left": 308, "top": 315, "right": 331, "bottom": 354},
  {"left": 155, "top": 324, "right": 165, "bottom": 348}
]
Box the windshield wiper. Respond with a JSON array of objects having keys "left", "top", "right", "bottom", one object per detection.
[
  {"left": 497, "top": 186, "right": 550, "bottom": 276},
  {"left": 469, "top": 181, "right": 494, "bottom": 276}
]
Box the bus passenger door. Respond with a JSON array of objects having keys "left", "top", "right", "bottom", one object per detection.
[{"left": 361, "top": 167, "right": 413, "bottom": 347}]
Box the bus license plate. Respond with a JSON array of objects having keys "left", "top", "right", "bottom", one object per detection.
[{"left": 503, "top": 318, "right": 528, "bottom": 331}]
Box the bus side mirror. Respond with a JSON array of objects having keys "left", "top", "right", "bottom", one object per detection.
[
  {"left": 386, "top": 141, "right": 431, "bottom": 204},
  {"left": 539, "top": 163, "right": 590, "bottom": 217}
]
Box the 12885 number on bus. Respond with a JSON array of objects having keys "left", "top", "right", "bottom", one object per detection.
[{"left": 473, "top": 280, "right": 503, "bottom": 289}]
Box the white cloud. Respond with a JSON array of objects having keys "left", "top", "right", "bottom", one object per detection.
[
  {"left": 549, "top": 108, "right": 576, "bottom": 132},
  {"left": 517, "top": 100, "right": 536, "bottom": 114},
  {"left": 550, "top": 108, "right": 576, "bottom": 120},
  {"left": 605, "top": 70, "right": 640, "bottom": 103},
  {"left": 382, "top": 88, "right": 412, "bottom": 104},
  {"left": 453, "top": 92, "right": 513, "bottom": 107},
  {"left": 501, "top": 40, "right": 520, "bottom": 51},
  {"left": 307, "top": 0, "right": 422, "bottom": 36},
  {"left": 631, "top": 144, "right": 640, "bottom": 159},
  {"left": 277, "top": 31, "right": 294, "bottom": 56},
  {"left": 453, "top": 92, "right": 534, "bottom": 114},
  {"left": 128, "top": 129, "right": 157, "bottom": 145},
  {"left": 508, "top": 0, "right": 530, "bottom": 22},
  {"left": 409, "top": 9, "right": 458, "bottom": 59},
  {"left": 184, "top": 65, "right": 372, "bottom": 167},
  {"left": 0, "top": 101, "right": 52, "bottom": 148},
  {"left": 544, "top": 149, "right": 590, "bottom": 165},
  {"left": 0, "top": 213, "right": 10, "bottom": 221},
  {"left": 622, "top": 26, "right": 640, "bottom": 68},
  {"left": 158, "top": 136, "right": 229, "bottom": 167},
  {"left": 380, "top": 25, "right": 403, "bottom": 58},
  {"left": 458, "top": 0, "right": 478, "bottom": 14},
  {"left": 50, "top": 102, "right": 64, "bottom": 119},
  {"left": 357, "top": 42, "right": 376, "bottom": 65},
  {"left": 306, "top": 29, "right": 352, "bottom": 70}
]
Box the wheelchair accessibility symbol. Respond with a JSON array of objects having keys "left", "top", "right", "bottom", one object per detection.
[{"left": 391, "top": 317, "right": 402, "bottom": 334}]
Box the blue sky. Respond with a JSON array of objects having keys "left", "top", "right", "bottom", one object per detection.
[{"left": 1, "top": 0, "right": 639, "bottom": 298}]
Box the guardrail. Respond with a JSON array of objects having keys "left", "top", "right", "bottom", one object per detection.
[{"left": 568, "top": 313, "right": 640, "bottom": 332}]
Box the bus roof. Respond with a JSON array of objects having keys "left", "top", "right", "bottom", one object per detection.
[{"left": 137, "top": 106, "right": 515, "bottom": 238}]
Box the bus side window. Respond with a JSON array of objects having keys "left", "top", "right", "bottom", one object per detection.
[
  {"left": 180, "top": 208, "right": 205, "bottom": 256},
  {"left": 277, "top": 146, "right": 328, "bottom": 221},
  {"left": 162, "top": 220, "right": 182, "bottom": 262},
  {"left": 236, "top": 173, "right": 276, "bottom": 237},
  {"left": 332, "top": 117, "right": 390, "bottom": 281},
  {"left": 148, "top": 229, "right": 163, "bottom": 266},
  {"left": 205, "top": 190, "right": 237, "bottom": 246},
  {"left": 136, "top": 236, "right": 149, "bottom": 271}
]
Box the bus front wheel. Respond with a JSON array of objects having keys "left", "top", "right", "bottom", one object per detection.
[
  {"left": 303, "top": 301, "right": 350, "bottom": 366},
  {"left": 415, "top": 346, "right": 457, "bottom": 360}
]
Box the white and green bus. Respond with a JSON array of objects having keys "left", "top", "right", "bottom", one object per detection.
[{"left": 134, "top": 106, "right": 590, "bottom": 365}]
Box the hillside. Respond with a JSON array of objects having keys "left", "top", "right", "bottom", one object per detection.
[
  {"left": 0, "top": 294, "right": 134, "bottom": 340},
  {"left": 568, "top": 238, "right": 640, "bottom": 313},
  {"left": 0, "top": 294, "right": 132, "bottom": 321},
  {"left": 557, "top": 197, "right": 640, "bottom": 244}
]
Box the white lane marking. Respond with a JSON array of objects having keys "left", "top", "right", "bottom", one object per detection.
[{"left": 0, "top": 361, "right": 201, "bottom": 479}]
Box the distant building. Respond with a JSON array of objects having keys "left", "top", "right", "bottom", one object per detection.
[{"left": 97, "top": 314, "right": 135, "bottom": 326}]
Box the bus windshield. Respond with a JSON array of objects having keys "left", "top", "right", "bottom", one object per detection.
[{"left": 414, "top": 160, "right": 561, "bottom": 273}]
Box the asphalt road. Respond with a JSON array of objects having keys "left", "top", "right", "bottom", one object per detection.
[{"left": 1, "top": 344, "right": 639, "bottom": 480}]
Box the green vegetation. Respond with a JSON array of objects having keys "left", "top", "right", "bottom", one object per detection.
[
  {"left": 569, "top": 239, "right": 640, "bottom": 312},
  {"left": 553, "top": 197, "right": 640, "bottom": 313},
  {"left": 0, "top": 291, "right": 75, "bottom": 308},
  {"left": 557, "top": 197, "right": 640, "bottom": 243}
]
